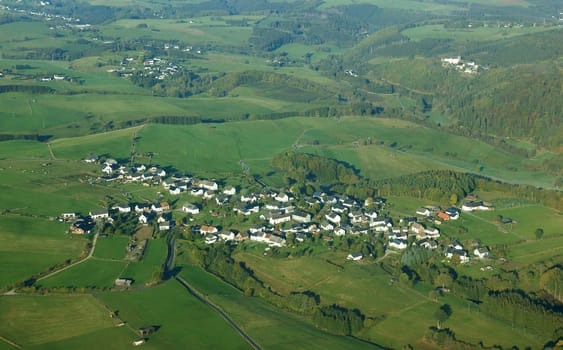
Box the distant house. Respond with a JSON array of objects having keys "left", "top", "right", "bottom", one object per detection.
[
  {"left": 199, "top": 180, "right": 218, "bottom": 191},
  {"left": 473, "top": 247, "right": 490, "bottom": 258},
  {"left": 89, "top": 209, "right": 109, "bottom": 220},
  {"left": 347, "top": 252, "right": 363, "bottom": 261},
  {"left": 416, "top": 207, "right": 432, "bottom": 216},
  {"left": 274, "top": 193, "right": 290, "bottom": 203},
  {"left": 223, "top": 186, "right": 236, "bottom": 196},
  {"left": 461, "top": 201, "right": 494, "bottom": 212},
  {"left": 60, "top": 212, "right": 76, "bottom": 220},
  {"left": 159, "top": 221, "right": 173, "bottom": 231},
  {"left": 113, "top": 204, "right": 131, "bottom": 213},
  {"left": 200, "top": 225, "right": 218, "bottom": 235},
  {"left": 320, "top": 221, "right": 334, "bottom": 231},
  {"left": 325, "top": 212, "right": 341, "bottom": 225},
  {"left": 138, "top": 214, "right": 148, "bottom": 225},
  {"left": 292, "top": 211, "right": 311, "bottom": 223},
  {"left": 84, "top": 155, "right": 98, "bottom": 163},
  {"left": 389, "top": 239, "right": 407, "bottom": 250},
  {"left": 410, "top": 222, "right": 425, "bottom": 236},
  {"left": 115, "top": 278, "right": 133, "bottom": 287},
  {"left": 269, "top": 214, "right": 291, "bottom": 225},
  {"left": 204, "top": 233, "right": 218, "bottom": 244},
  {"left": 445, "top": 208, "right": 460, "bottom": 220},
  {"left": 138, "top": 326, "right": 157, "bottom": 336},
  {"left": 182, "top": 203, "right": 200, "bottom": 214}
]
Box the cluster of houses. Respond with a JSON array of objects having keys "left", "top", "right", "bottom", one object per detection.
[
  {"left": 106, "top": 56, "right": 182, "bottom": 81},
  {"left": 441, "top": 56, "right": 480, "bottom": 74},
  {"left": 79, "top": 156, "right": 494, "bottom": 264}
]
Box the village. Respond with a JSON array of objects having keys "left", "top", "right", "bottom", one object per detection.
[{"left": 62, "top": 156, "right": 497, "bottom": 268}]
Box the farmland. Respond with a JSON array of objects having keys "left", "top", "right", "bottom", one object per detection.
[
  {"left": 0, "top": 0, "right": 561, "bottom": 349},
  {"left": 0, "top": 216, "right": 86, "bottom": 290}
]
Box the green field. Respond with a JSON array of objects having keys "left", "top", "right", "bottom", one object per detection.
[
  {"left": 121, "top": 239, "right": 168, "bottom": 285},
  {"left": 98, "top": 280, "right": 252, "bottom": 349},
  {"left": 37, "top": 259, "right": 127, "bottom": 289},
  {"left": 0, "top": 294, "right": 123, "bottom": 348},
  {"left": 179, "top": 264, "right": 382, "bottom": 349},
  {"left": 403, "top": 24, "right": 557, "bottom": 42},
  {"left": 93, "top": 235, "right": 130, "bottom": 260},
  {"left": 0, "top": 216, "right": 86, "bottom": 289}
]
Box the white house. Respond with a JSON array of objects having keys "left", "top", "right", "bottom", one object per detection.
[
  {"left": 269, "top": 214, "right": 291, "bottom": 225},
  {"left": 416, "top": 207, "right": 432, "bottom": 216},
  {"left": 205, "top": 233, "right": 218, "bottom": 244},
  {"left": 223, "top": 186, "right": 236, "bottom": 195},
  {"left": 274, "top": 193, "right": 290, "bottom": 203},
  {"left": 320, "top": 221, "right": 334, "bottom": 231},
  {"left": 325, "top": 212, "right": 341, "bottom": 225},
  {"left": 292, "top": 212, "right": 311, "bottom": 223},
  {"left": 113, "top": 204, "right": 131, "bottom": 213},
  {"left": 347, "top": 252, "right": 363, "bottom": 261},
  {"left": 389, "top": 239, "right": 407, "bottom": 250},
  {"left": 199, "top": 180, "right": 218, "bottom": 191},
  {"left": 138, "top": 214, "right": 148, "bottom": 224},
  {"left": 89, "top": 209, "right": 109, "bottom": 220},
  {"left": 473, "top": 247, "right": 490, "bottom": 258}
]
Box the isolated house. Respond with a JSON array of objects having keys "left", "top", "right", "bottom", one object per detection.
[
  {"left": 347, "top": 252, "right": 363, "bottom": 261},
  {"left": 474, "top": 247, "right": 490, "bottom": 258}
]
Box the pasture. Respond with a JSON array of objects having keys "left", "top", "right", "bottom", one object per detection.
[
  {"left": 121, "top": 239, "right": 168, "bottom": 285},
  {"left": 179, "top": 264, "right": 382, "bottom": 349},
  {"left": 0, "top": 294, "right": 121, "bottom": 348},
  {"left": 93, "top": 235, "right": 129, "bottom": 260},
  {"left": 0, "top": 216, "right": 85, "bottom": 289},
  {"left": 403, "top": 24, "right": 555, "bottom": 42},
  {"left": 38, "top": 116, "right": 558, "bottom": 188},
  {"left": 37, "top": 259, "right": 127, "bottom": 289},
  {"left": 97, "top": 280, "right": 252, "bottom": 349},
  {"left": 0, "top": 159, "right": 109, "bottom": 216}
]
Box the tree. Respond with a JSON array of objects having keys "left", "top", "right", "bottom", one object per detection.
[
  {"left": 434, "top": 304, "right": 452, "bottom": 329},
  {"left": 535, "top": 228, "right": 544, "bottom": 240}
]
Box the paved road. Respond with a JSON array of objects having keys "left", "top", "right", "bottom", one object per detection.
[{"left": 175, "top": 276, "right": 262, "bottom": 350}]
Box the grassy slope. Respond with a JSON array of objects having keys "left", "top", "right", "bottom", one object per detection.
[
  {"left": 0, "top": 216, "right": 86, "bottom": 289},
  {"left": 0, "top": 294, "right": 120, "bottom": 347},
  {"left": 179, "top": 264, "right": 382, "bottom": 349},
  {"left": 97, "top": 281, "right": 252, "bottom": 350}
]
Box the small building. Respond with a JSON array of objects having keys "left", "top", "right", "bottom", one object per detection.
[
  {"left": 474, "top": 247, "right": 490, "bottom": 259},
  {"left": 89, "top": 209, "right": 109, "bottom": 220},
  {"left": 182, "top": 203, "right": 200, "bottom": 215},
  {"left": 347, "top": 252, "right": 363, "bottom": 261},
  {"left": 115, "top": 278, "right": 133, "bottom": 287}
]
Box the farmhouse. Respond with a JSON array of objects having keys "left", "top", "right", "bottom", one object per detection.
[
  {"left": 115, "top": 278, "right": 133, "bottom": 287},
  {"left": 198, "top": 180, "right": 218, "bottom": 191},
  {"left": 347, "top": 252, "right": 363, "bottom": 261},
  {"left": 474, "top": 247, "right": 490, "bottom": 258},
  {"left": 60, "top": 212, "right": 76, "bottom": 220}
]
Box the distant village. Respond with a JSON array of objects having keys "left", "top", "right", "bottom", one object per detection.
[
  {"left": 441, "top": 56, "right": 480, "bottom": 74},
  {"left": 65, "top": 156, "right": 496, "bottom": 266}
]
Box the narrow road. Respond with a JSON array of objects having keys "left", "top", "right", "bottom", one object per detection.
[
  {"left": 176, "top": 276, "right": 262, "bottom": 350},
  {"left": 46, "top": 143, "right": 56, "bottom": 160},
  {"left": 165, "top": 237, "right": 261, "bottom": 350},
  {"left": 0, "top": 335, "right": 22, "bottom": 349},
  {"left": 37, "top": 233, "right": 99, "bottom": 282}
]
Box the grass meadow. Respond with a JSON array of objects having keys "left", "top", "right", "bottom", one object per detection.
[
  {"left": 179, "top": 264, "right": 382, "bottom": 349},
  {"left": 403, "top": 24, "right": 556, "bottom": 42},
  {"left": 0, "top": 294, "right": 122, "bottom": 348},
  {"left": 97, "top": 281, "right": 252, "bottom": 350},
  {"left": 37, "top": 259, "right": 127, "bottom": 289},
  {"left": 0, "top": 216, "right": 85, "bottom": 289}
]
